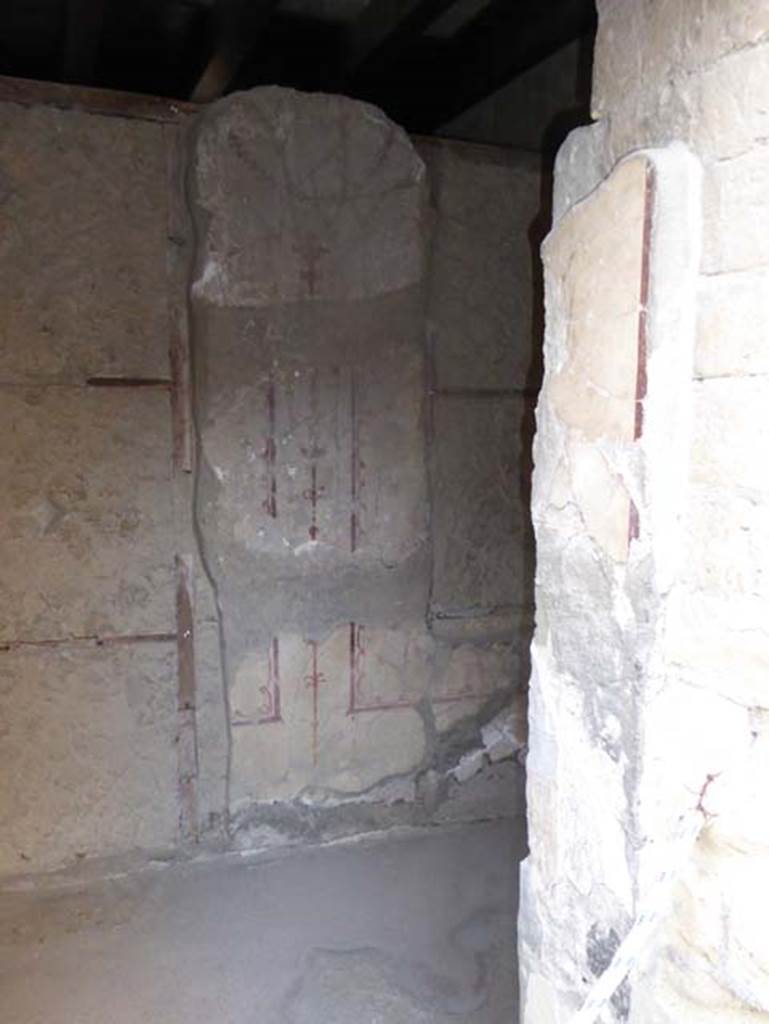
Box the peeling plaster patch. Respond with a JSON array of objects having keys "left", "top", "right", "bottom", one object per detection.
[
  {"left": 293, "top": 539, "right": 319, "bottom": 556},
  {"left": 449, "top": 700, "right": 528, "bottom": 784},
  {"left": 192, "top": 258, "right": 226, "bottom": 301}
]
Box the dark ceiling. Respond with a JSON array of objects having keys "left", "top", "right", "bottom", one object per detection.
[{"left": 0, "top": 0, "right": 596, "bottom": 134}]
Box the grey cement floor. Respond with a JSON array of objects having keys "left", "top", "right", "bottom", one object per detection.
[{"left": 0, "top": 820, "right": 526, "bottom": 1024}]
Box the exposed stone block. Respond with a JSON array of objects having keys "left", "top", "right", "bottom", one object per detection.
[
  {"left": 696, "top": 268, "right": 769, "bottom": 378},
  {"left": 690, "top": 377, "right": 769, "bottom": 495},
  {"left": 481, "top": 693, "right": 528, "bottom": 761},
  {"left": 192, "top": 88, "right": 425, "bottom": 307},
  {"left": 594, "top": 0, "right": 769, "bottom": 124},
  {"left": 694, "top": 43, "right": 769, "bottom": 161},
  {"left": 452, "top": 748, "right": 485, "bottom": 783},
  {"left": 684, "top": 483, "right": 769, "bottom": 598},
  {"left": 702, "top": 148, "right": 769, "bottom": 274},
  {"left": 667, "top": 589, "right": 769, "bottom": 710}
]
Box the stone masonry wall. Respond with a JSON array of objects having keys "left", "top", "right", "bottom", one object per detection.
[
  {"left": 0, "top": 88, "right": 539, "bottom": 876},
  {"left": 520, "top": 2, "right": 769, "bottom": 1022}
]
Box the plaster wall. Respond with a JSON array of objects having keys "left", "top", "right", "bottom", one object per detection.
[
  {"left": 520, "top": 2, "right": 769, "bottom": 1021},
  {"left": 0, "top": 88, "right": 539, "bottom": 876}
]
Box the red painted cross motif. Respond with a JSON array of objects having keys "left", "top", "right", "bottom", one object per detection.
[
  {"left": 300, "top": 443, "right": 327, "bottom": 541},
  {"left": 294, "top": 235, "right": 329, "bottom": 297}
]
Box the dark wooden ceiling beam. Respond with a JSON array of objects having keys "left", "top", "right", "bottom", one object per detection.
[
  {"left": 354, "top": 0, "right": 595, "bottom": 132},
  {"left": 190, "top": 0, "right": 280, "bottom": 102},
  {"left": 342, "top": 0, "right": 460, "bottom": 81}
]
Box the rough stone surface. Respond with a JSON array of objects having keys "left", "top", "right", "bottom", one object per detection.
[
  {"left": 702, "top": 148, "right": 769, "bottom": 274},
  {"left": 521, "top": 2, "right": 769, "bottom": 1021},
  {"left": 520, "top": 143, "right": 702, "bottom": 1022},
  {"left": 592, "top": 0, "right": 769, "bottom": 168}
]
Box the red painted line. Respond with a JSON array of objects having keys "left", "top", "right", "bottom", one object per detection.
[
  {"left": 86, "top": 377, "right": 172, "bottom": 388},
  {"left": 634, "top": 164, "right": 655, "bottom": 442},
  {"left": 296, "top": 236, "right": 329, "bottom": 297},
  {"left": 305, "top": 640, "right": 324, "bottom": 766},
  {"left": 350, "top": 369, "right": 359, "bottom": 553},
  {"left": 627, "top": 502, "right": 640, "bottom": 547},
  {"left": 0, "top": 631, "right": 176, "bottom": 652},
  {"left": 310, "top": 464, "right": 319, "bottom": 540},
  {"left": 263, "top": 373, "right": 278, "bottom": 519},
  {"left": 259, "top": 636, "right": 283, "bottom": 724},
  {"left": 628, "top": 162, "right": 656, "bottom": 548},
  {"left": 301, "top": 371, "right": 326, "bottom": 540},
  {"left": 349, "top": 700, "right": 415, "bottom": 714},
  {"left": 308, "top": 368, "right": 319, "bottom": 541},
  {"left": 166, "top": 123, "right": 194, "bottom": 475},
  {"left": 348, "top": 621, "right": 358, "bottom": 714},
  {"left": 272, "top": 637, "right": 282, "bottom": 721},
  {"left": 175, "top": 555, "right": 196, "bottom": 711},
  {"left": 346, "top": 623, "right": 420, "bottom": 714},
  {"left": 170, "top": 323, "right": 193, "bottom": 474}
]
